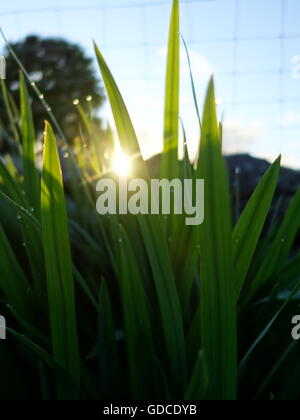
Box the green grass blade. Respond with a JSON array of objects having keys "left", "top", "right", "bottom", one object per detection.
[
  {"left": 41, "top": 122, "right": 80, "bottom": 398},
  {"left": 185, "top": 350, "right": 208, "bottom": 400},
  {"left": 94, "top": 42, "right": 186, "bottom": 396},
  {"left": 118, "top": 226, "right": 161, "bottom": 399},
  {"left": 20, "top": 72, "right": 40, "bottom": 216},
  {"left": 197, "top": 77, "right": 237, "bottom": 400},
  {"left": 8, "top": 328, "right": 78, "bottom": 400},
  {"left": 94, "top": 44, "right": 142, "bottom": 158},
  {"left": 233, "top": 156, "right": 281, "bottom": 301},
  {"left": 0, "top": 156, "right": 27, "bottom": 205},
  {"left": 161, "top": 0, "right": 180, "bottom": 178},
  {"left": 0, "top": 223, "right": 32, "bottom": 321},
  {"left": 254, "top": 340, "right": 298, "bottom": 399},
  {"left": 1, "top": 79, "right": 21, "bottom": 151},
  {"left": 246, "top": 187, "right": 300, "bottom": 303},
  {"left": 180, "top": 34, "right": 201, "bottom": 128},
  {"left": 0, "top": 157, "right": 44, "bottom": 297},
  {"left": 239, "top": 278, "right": 300, "bottom": 376},
  {"left": 275, "top": 251, "right": 300, "bottom": 288}
]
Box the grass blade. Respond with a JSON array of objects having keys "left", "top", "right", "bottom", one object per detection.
[
  {"left": 185, "top": 350, "right": 208, "bottom": 400},
  {"left": 119, "top": 226, "right": 161, "bottom": 399},
  {"left": 41, "top": 122, "right": 80, "bottom": 398},
  {"left": 246, "top": 187, "right": 300, "bottom": 303},
  {"left": 94, "top": 44, "right": 142, "bottom": 158},
  {"left": 0, "top": 223, "right": 32, "bottom": 321},
  {"left": 180, "top": 34, "right": 201, "bottom": 128},
  {"left": 20, "top": 72, "right": 40, "bottom": 216},
  {"left": 197, "top": 77, "right": 237, "bottom": 400},
  {"left": 161, "top": 0, "right": 180, "bottom": 178},
  {"left": 94, "top": 42, "right": 187, "bottom": 396},
  {"left": 233, "top": 156, "right": 281, "bottom": 301}
]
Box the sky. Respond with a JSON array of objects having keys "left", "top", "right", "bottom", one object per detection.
[{"left": 1, "top": 0, "right": 300, "bottom": 168}]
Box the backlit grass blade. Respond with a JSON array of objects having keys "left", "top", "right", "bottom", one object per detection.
[
  {"left": 41, "top": 122, "right": 80, "bottom": 398},
  {"left": 20, "top": 72, "right": 40, "bottom": 216},
  {"left": 161, "top": 0, "right": 180, "bottom": 178},
  {"left": 0, "top": 155, "right": 27, "bottom": 205},
  {"left": 197, "top": 77, "right": 237, "bottom": 400},
  {"left": 119, "top": 226, "right": 161, "bottom": 399},
  {"left": 94, "top": 41, "right": 187, "bottom": 396},
  {"left": 94, "top": 43, "right": 142, "bottom": 159},
  {"left": 1, "top": 79, "right": 21, "bottom": 152},
  {"left": 233, "top": 156, "right": 281, "bottom": 301},
  {"left": 246, "top": 187, "right": 300, "bottom": 303}
]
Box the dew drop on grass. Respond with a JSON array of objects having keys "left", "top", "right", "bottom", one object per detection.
[
  {"left": 17, "top": 215, "right": 22, "bottom": 221},
  {"left": 46, "top": 106, "right": 52, "bottom": 112},
  {"left": 30, "top": 81, "right": 36, "bottom": 87},
  {"left": 73, "top": 98, "right": 79, "bottom": 105},
  {"left": 39, "top": 94, "right": 44, "bottom": 99},
  {"left": 86, "top": 95, "right": 92, "bottom": 102},
  {"left": 63, "top": 152, "right": 69, "bottom": 159}
]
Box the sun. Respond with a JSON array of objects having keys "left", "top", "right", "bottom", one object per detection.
[{"left": 113, "top": 150, "right": 131, "bottom": 176}]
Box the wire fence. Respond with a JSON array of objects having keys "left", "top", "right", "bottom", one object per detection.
[{"left": 1, "top": 0, "right": 300, "bottom": 166}]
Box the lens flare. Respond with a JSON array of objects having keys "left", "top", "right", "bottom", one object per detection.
[{"left": 113, "top": 151, "right": 131, "bottom": 176}]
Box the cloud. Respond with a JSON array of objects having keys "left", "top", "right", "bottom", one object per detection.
[
  {"left": 281, "top": 111, "right": 300, "bottom": 127},
  {"left": 222, "top": 118, "right": 264, "bottom": 154},
  {"left": 158, "top": 47, "right": 214, "bottom": 80}
]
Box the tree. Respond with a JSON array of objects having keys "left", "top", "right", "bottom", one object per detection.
[{"left": 2, "top": 35, "right": 105, "bottom": 141}]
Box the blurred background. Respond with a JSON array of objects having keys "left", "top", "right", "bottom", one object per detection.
[{"left": 1, "top": 0, "right": 300, "bottom": 168}]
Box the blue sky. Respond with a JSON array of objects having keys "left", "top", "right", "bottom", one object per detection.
[{"left": 1, "top": 0, "right": 300, "bottom": 167}]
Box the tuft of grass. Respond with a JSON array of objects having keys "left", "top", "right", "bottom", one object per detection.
[{"left": 0, "top": 0, "right": 299, "bottom": 401}]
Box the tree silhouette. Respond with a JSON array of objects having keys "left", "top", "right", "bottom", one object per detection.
[{"left": 2, "top": 35, "right": 105, "bottom": 141}]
